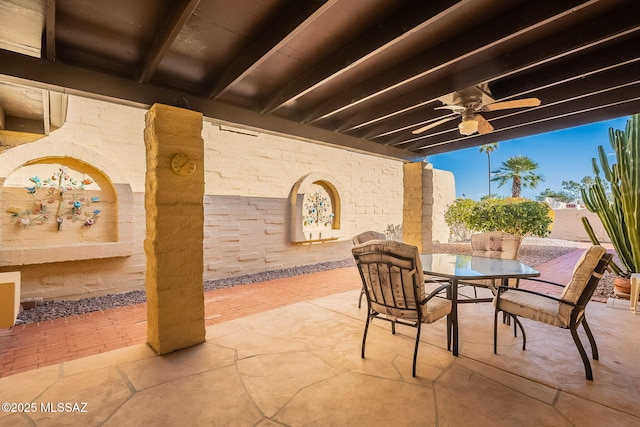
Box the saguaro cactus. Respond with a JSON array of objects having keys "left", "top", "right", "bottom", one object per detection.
[{"left": 582, "top": 114, "right": 640, "bottom": 277}]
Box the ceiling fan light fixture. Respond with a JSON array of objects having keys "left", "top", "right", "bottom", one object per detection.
[{"left": 458, "top": 119, "right": 478, "bottom": 135}]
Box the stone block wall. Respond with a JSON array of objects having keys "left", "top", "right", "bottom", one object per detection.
[
  {"left": 2, "top": 96, "right": 444, "bottom": 300},
  {"left": 0, "top": 96, "right": 457, "bottom": 300},
  {"left": 403, "top": 162, "right": 455, "bottom": 252},
  {"left": 200, "top": 122, "right": 404, "bottom": 279},
  {"left": 429, "top": 165, "right": 456, "bottom": 243}
]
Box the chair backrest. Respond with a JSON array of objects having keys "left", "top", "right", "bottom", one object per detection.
[
  {"left": 561, "top": 246, "right": 611, "bottom": 305},
  {"left": 558, "top": 246, "right": 611, "bottom": 324},
  {"left": 471, "top": 231, "right": 522, "bottom": 260},
  {"left": 352, "top": 240, "right": 424, "bottom": 319},
  {"left": 352, "top": 230, "right": 386, "bottom": 245},
  {"left": 470, "top": 232, "right": 522, "bottom": 288}
]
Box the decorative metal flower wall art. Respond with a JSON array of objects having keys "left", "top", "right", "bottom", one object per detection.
[
  {"left": 7, "top": 167, "right": 101, "bottom": 231},
  {"left": 303, "top": 191, "right": 334, "bottom": 228}
]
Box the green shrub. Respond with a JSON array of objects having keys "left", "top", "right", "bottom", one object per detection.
[
  {"left": 444, "top": 198, "right": 553, "bottom": 239},
  {"left": 444, "top": 198, "right": 476, "bottom": 241}
]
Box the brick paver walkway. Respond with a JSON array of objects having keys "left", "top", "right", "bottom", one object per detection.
[
  {"left": 0, "top": 267, "right": 362, "bottom": 377},
  {"left": 0, "top": 247, "right": 609, "bottom": 378},
  {"left": 520, "top": 244, "right": 614, "bottom": 302}
]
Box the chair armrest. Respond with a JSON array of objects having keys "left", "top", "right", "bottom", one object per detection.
[
  {"left": 422, "top": 283, "right": 453, "bottom": 303},
  {"left": 519, "top": 277, "right": 564, "bottom": 288},
  {"left": 426, "top": 277, "right": 450, "bottom": 282},
  {"left": 496, "top": 285, "right": 576, "bottom": 306}
]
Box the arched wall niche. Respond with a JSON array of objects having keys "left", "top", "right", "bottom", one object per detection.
[
  {"left": 0, "top": 143, "right": 134, "bottom": 267},
  {"left": 4, "top": 157, "right": 117, "bottom": 242},
  {"left": 289, "top": 172, "right": 343, "bottom": 244}
]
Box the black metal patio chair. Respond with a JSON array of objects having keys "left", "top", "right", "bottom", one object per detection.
[
  {"left": 352, "top": 240, "right": 454, "bottom": 377},
  {"left": 493, "top": 245, "right": 612, "bottom": 380},
  {"left": 352, "top": 231, "right": 386, "bottom": 308}
]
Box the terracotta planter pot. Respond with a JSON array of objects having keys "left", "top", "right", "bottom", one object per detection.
[
  {"left": 614, "top": 276, "right": 640, "bottom": 301},
  {"left": 614, "top": 276, "right": 631, "bottom": 294}
]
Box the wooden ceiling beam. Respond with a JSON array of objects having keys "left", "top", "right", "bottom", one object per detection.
[
  {"left": 351, "top": 34, "right": 640, "bottom": 143},
  {"left": 301, "top": 0, "right": 592, "bottom": 125},
  {"left": 328, "top": 9, "right": 640, "bottom": 140},
  {"left": 207, "top": 0, "right": 330, "bottom": 100},
  {"left": 259, "top": 0, "right": 461, "bottom": 114},
  {"left": 44, "top": 0, "right": 56, "bottom": 61},
  {"left": 346, "top": 104, "right": 443, "bottom": 141},
  {"left": 0, "top": 49, "right": 416, "bottom": 161},
  {"left": 488, "top": 33, "right": 640, "bottom": 99},
  {"left": 137, "top": 0, "right": 200, "bottom": 83}
]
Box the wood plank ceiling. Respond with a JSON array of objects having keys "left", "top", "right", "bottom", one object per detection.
[{"left": 0, "top": 0, "right": 639, "bottom": 160}]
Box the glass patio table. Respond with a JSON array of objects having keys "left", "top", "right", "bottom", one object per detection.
[{"left": 419, "top": 253, "right": 540, "bottom": 356}]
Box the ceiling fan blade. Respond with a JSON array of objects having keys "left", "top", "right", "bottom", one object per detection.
[
  {"left": 412, "top": 116, "right": 457, "bottom": 134},
  {"left": 475, "top": 114, "right": 494, "bottom": 134},
  {"left": 435, "top": 105, "right": 466, "bottom": 112},
  {"left": 484, "top": 98, "right": 541, "bottom": 111}
]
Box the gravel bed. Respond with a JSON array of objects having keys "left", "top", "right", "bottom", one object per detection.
[
  {"left": 15, "top": 259, "right": 355, "bottom": 325},
  {"left": 203, "top": 259, "right": 354, "bottom": 291},
  {"left": 16, "top": 291, "right": 147, "bottom": 325},
  {"left": 16, "top": 238, "right": 615, "bottom": 325}
]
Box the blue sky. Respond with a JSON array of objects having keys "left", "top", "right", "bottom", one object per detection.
[{"left": 428, "top": 115, "right": 632, "bottom": 200}]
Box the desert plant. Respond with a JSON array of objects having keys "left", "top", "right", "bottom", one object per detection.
[{"left": 582, "top": 114, "right": 640, "bottom": 277}]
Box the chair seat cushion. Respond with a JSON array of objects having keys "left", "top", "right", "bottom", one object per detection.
[
  {"left": 371, "top": 296, "right": 451, "bottom": 324},
  {"left": 422, "top": 297, "right": 452, "bottom": 323},
  {"left": 495, "top": 291, "right": 573, "bottom": 328}
]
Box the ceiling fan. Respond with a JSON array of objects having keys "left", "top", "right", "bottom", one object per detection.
[{"left": 412, "top": 86, "right": 541, "bottom": 136}]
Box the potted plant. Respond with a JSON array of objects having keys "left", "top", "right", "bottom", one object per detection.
[{"left": 581, "top": 114, "right": 640, "bottom": 296}]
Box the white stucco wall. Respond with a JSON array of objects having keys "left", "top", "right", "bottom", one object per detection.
[
  {"left": 200, "top": 121, "right": 405, "bottom": 279},
  {"left": 1, "top": 96, "right": 419, "bottom": 299},
  {"left": 548, "top": 208, "right": 611, "bottom": 243}
]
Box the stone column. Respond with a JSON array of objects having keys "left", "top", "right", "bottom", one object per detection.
[
  {"left": 403, "top": 161, "right": 455, "bottom": 252},
  {"left": 144, "top": 104, "right": 205, "bottom": 354},
  {"left": 403, "top": 162, "right": 427, "bottom": 252}
]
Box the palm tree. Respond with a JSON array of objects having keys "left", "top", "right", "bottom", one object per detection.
[
  {"left": 479, "top": 143, "right": 498, "bottom": 196},
  {"left": 491, "top": 155, "right": 543, "bottom": 198}
]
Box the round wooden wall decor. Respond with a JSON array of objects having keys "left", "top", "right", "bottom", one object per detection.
[{"left": 170, "top": 153, "right": 196, "bottom": 176}]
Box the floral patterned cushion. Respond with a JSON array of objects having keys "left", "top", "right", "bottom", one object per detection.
[
  {"left": 352, "top": 231, "right": 386, "bottom": 245},
  {"left": 465, "top": 232, "right": 522, "bottom": 289},
  {"left": 352, "top": 240, "right": 452, "bottom": 323},
  {"left": 471, "top": 231, "right": 522, "bottom": 259}
]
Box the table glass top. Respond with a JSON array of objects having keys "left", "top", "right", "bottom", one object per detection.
[{"left": 419, "top": 253, "right": 539, "bottom": 280}]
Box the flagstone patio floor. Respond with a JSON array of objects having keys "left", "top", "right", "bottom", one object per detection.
[{"left": 0, "top": 248, "right": 638, "bottom": 425}]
